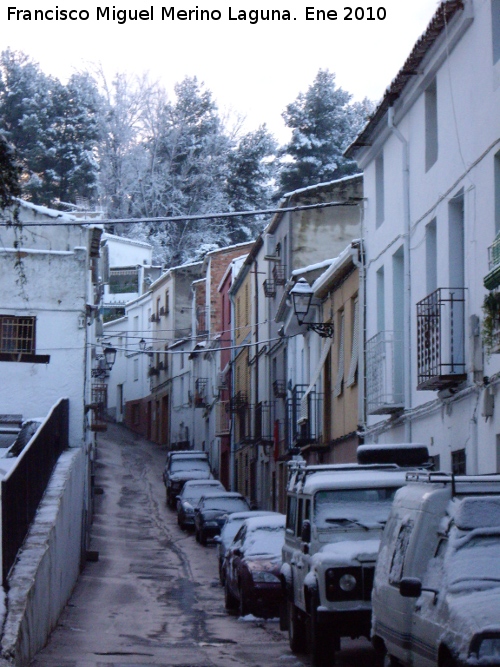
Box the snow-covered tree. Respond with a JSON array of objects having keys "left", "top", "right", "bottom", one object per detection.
[
  {"left": 0, "top": 49, "right": 101, "bottom": 206},
  {"left": 0, "top": 133, "right": 20, "bottom": 209},
  {"left": 278, "top": 69, "right": 370, "bottom": 195}
]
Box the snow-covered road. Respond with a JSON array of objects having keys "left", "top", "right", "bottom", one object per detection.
[{"left": 30, "top": 423, "right": 376, "bottom": 667}]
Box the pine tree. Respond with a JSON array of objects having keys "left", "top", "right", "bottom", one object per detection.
[
  {"left": 0, "top": 133, "right": 20, "bottom": 209},
  {"left": 0, "top": 49, "right": 101, "bottom": 206},
  {"left": 278, "top": 69, "right": 370, "bottom": 195}
]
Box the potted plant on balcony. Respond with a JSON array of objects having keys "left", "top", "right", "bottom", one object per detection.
[{"left": 482, "top": 291, "right": 500, "bottom": 355}]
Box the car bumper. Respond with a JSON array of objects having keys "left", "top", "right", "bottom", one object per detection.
[
  {"left": 246, "top": 584, "right": 283, "bottom": 615},
  {"left": 316, "top": 608, "right": 372, "bottom": 638}
]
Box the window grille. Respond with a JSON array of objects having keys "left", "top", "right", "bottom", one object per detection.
[{"left": 0, "top": 316, "right": 35, "bottom": 354}]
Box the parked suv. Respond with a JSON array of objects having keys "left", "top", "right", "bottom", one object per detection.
[
  {"left": 281, "top": 445, "right": 428, "bottom": 667},
  {"left": 371, "top": 471, "right": 500, "bottom": 667},
  {"left": 163, "top": 451, "right": 212, "bottom": 508}
]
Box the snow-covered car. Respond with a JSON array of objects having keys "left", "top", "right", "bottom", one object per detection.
[
  {"left": 163, "top": 451, "right": 212, "bottom": 507},
  {"left": 372, "top": 472, "right": 500, "bottom": 667},
  {"left": 193, "top": 492, "right": 250, "bottom": 545},
  {"left": 281, "top": 445, "right": 429, "bottom": 667},
  {"left": 215, "top": 510, "right": 280, "bottom": 584},
  {"left": 176, "top": 479, "right": 225, "bottom": 529},
  {"left": 224, "top": 514, "right": 286, "bottom": 618}
]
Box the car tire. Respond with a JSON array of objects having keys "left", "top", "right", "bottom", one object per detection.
[
  {"left": 224, "top": 581, "right": 238, "bottom": 611},
  {"left": 195, "top": 528, "right": 200, "bottom": 543},
  {"left": 309, "top": 594, "right": 335, "bottom": 667},
  {"left": 177, "top": 514, "right": 185, "bottom": 530},
  {"left": 238, "top": 585, "right": 250, "bottom": 617},
  {"left": 219, "top": 560, "right": 225, "bottom": 586},
  {"left": 288, "top": 600, "right": 307, "bottom": 653},
  {"left": 199, "top": 530, "right": 207, "bottom": 546}
]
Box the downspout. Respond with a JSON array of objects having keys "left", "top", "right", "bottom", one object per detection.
[
  {"left": 253, "top": 261, "right": 260, "bottom": 506},
  {"left": 388, "top": 105, "right": 412, "bottom": 442},
  {"left": 351, "top": 233, "right": 366, "bottom": 439}
]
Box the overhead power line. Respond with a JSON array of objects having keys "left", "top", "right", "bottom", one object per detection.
[{"left": 0, "top": 199, "right": 361, "bottom": 228}]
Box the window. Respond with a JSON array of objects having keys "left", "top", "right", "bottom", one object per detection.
[
  {"left": 375, "top": 152, "right": 385, "bottom": 227},
  {"left": 493, "top": 0, "right": 500, "bottom": 64},
  {"left": 496, "top": 435, "right": 500, "bottom": 473},
  {"left": 426, "top": 219, "right": 437, "bottom": 294},
  {"left": 451, "top": 448, "right": 466, "bottom": 475},
  {"left": 165, "top": 290, "right": 170, "bottom": 315},
  {"left": 334, "top": 310, "right": 345, "bottom": 397},
  {"left": 0, "top": 315, "right": 48, "bottom": 363},
  {"left": 376, "top": 266, "right": 385, "bottom": 333},
  {"left": 133, "top": 358, "right": 139, "bottom": 381},
  {"left": 346, "top": 297, "right": 359, "bottom": 387},
  {"left": 495, "top": 151, "right": 500, "bottom": 234},
  {"left": 425, "top": 79, "right": 438, "bottom": 171},
  {"left": 1, "top": 315, "right": 35, "bottom": 353}
]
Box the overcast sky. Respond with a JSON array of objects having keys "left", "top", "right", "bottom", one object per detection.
[{"left": 3, "top": 0, "right": 440, "bottom": 140}]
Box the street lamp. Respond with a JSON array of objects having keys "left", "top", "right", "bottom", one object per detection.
[
  {"left": 139, "top": 338, "right": 146, "bottom": 351},
  {"left": 290, "top": 278, "right": 334, "bottom": 339},
  {"left": 91, "top": 346, "right": 117, "bottom": 379},
  {"left": 103, "top": 346, "right": 117, "bottom": 370}
]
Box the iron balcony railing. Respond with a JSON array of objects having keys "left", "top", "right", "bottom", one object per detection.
[
  {"left": 416, "top": 287, "right": 467, "bottom": 390},
  {"left": 286, "top": 384, "right": 323, "bottom": 448},
  {"left": 272, "top": 263, "right": 286, "bottom": 285},
  {"left": 366, "top": 331, "right": 405, "bottom": 415},
  {"left": 196, "top": 305, "right": 209, "bottom": 336},
  {"left": 215, "top": 401, "right": 231, "bottom": 435}
]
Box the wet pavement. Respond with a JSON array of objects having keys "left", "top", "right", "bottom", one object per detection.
[{"left": 30, "top": 423, "right": 377, "bottom": 667}]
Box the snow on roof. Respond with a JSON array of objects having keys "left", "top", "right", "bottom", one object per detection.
[
  {"left": 102, "top": 232, "right": 152, "bottom": 249},
  {"left": 242, "top": 514, "right": 286, "bottom": 531},
  {"left": 291, "top": 257, "right": 338, "bottom": 280},
  {"left": 16, "top": 198, "right": 78, "bottom": 222},
  {"left": 1, "top": 248, "right": 75, "bottom": 256},
  {"left": 218, "top": 254, "right": 249, "bottom": 292},
  {"left": 282, "top": 173, "right": 363, "bottom": 199},
  {"left": 312, "top": 242, "right": 361, "bottom": 296}
]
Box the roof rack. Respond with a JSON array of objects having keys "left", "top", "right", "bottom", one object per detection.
[{"left": 405, "top": 471, "right": 500, "bottom": 496}]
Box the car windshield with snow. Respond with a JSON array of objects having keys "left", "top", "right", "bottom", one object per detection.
[{"left": 224, "top": 514, "right": 285, "bottom": 618}]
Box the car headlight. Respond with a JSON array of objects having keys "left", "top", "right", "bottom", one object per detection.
[
  {"left": 473, "top": 635, "right": 500, "bottom": 660},
  {"left": 339, "top": 573, "right": 357, "bottom": 592},
  {"left": 252, "top": 571, "right": 280, "bottom": 583}
]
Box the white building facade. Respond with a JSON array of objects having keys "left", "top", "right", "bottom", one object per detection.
[{"left": 347, "top": 0, "right": 500, "bottom": 473}]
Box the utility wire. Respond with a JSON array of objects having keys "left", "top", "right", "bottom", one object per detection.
[{"left": 0, "top": 199, "right": 361, "bottom": 228}]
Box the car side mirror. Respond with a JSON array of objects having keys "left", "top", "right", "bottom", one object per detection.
[
  {"left": 213, "top": 535, "right": 221, "bottom": 543},
  {"left": 399, "top": 577, "right": 422, "bottom": 598},
  {"left": 301, "top": 520, "right": 311, "bottom": 544}
]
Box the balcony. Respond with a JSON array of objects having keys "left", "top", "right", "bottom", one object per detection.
[
  {"left": 263, "top": 279, "right": 276, "bottom": 298},
  {"left": 228, "top": 391, "right": 248, "bottom": 413},
  {"left": 194, "top": 378, "right": 208, "bottom": 408},
  {"left": 272, "top": 263, "right": 286, "bottom": 286},
  {"left": 484, "top": 233, "right": 500, "bottom": 290},
  {"left": 108, "top": 268, "right": 139, "bottom": 295},
  {"left": 416, "top": 287, "right": 466, "bottom": 391},
  {"left": 215, "top": 401, "right": 231, "bottom": 435},
  {"left": 287, "top": 385, "right": 323, "bottom": 448},
  {"left": 196, "top": 305, "right": 209, "bottom": 336},
  {"left": 366, "top": 331, "right": 404, "bottom": 415}
]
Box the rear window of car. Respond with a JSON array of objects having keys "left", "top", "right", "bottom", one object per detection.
[
  {"left": 170, "top": 458, "right": 209, "bottom": 472},
  {"left": 203, "top": 497, "right": 249, "bottom": 512}
]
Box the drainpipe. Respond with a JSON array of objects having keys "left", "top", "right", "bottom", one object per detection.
[
  {"left": 388, "top": 105, "right": 412, "bottom": 442},
  {"left": 351, "top": 234, "right": 366, "bottom": 438}
]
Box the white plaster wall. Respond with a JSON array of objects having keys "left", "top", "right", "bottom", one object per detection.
[
  {"left": 1, "top": 448, "right": 85, "bottom": 666},
  {"left": 360, "top": 0, "right": 500, "bottom": 472},
  {"left": 0, "top": 251, "right": 87, "bottom": 447},
  {"left": 103, "top": 235, "right": 152, "bottom": 268}
]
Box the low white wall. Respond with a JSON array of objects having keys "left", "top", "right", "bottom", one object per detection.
[{"left": 1, "top": 447, "right": 86, "bottom": 666}]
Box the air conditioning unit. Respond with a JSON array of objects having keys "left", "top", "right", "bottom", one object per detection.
[
  {"left": 264, "top": 234, "right": 277, "bottom": 260},
  {"left": 217, "top": 372, "right": 228, "bottom": 390}
]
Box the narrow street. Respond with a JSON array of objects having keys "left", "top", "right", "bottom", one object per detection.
[{"left": 30, "top": 424, "right": 377, "bottom": 667}]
